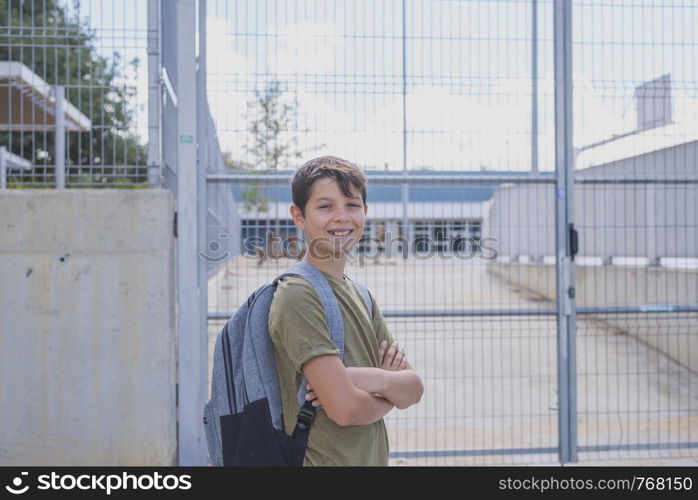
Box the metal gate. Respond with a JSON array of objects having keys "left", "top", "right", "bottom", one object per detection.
[
  {"left": 570, "top": 0, "right": 698, "bottom": 463},
  {"left": 182, "top": 0, "right": 697, "bottom": 464}
]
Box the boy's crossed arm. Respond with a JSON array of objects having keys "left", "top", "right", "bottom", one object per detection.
[
  {"left": 344, "top": 340, "right": 423, "bottom": 410},
  {"left": 302, "top": 341, "right": 424, "bottom": 427},
  {"left": 302, "top": 355, "right": 394, "bottom": 427}
]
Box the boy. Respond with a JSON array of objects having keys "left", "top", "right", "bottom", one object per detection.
[{"left": 268, "top": 156, "right": 424, "bottom": 466}]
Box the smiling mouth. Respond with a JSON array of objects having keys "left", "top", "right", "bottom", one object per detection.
[{"left": 328, "top": 229, "right": 354, "bottom": 236}]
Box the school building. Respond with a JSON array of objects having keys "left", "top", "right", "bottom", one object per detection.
[{"left": 230, "top": 170, "right": 521, "bottom": 257}]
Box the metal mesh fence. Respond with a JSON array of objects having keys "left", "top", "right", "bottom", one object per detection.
[
  {"left": 203, "top": 0, "right": 560, "bottom": 465},
  {"left": 206, "top": 175, "right": 564, "bottom": 465},
  {"left": 576, "top": 313, "right": 697, "bottom": 462},
  {"left": 572, "top": 0, "right": 698, "bottom": 462},
  {"left": 4, "top": 0, "right": 695, "bottom": 466},
  {"left": 0, "top": 0, "right": 149, "bottom": 187},
  {"left": 204, "top": 0, "right": 697, "bottom": 465}
]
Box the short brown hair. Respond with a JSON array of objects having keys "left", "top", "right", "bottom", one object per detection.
[{"left": 291, "top": 156, "right": 367, "bottom": 216}]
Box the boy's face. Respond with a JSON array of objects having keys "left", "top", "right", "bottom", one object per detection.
[{"left": 290, "top": 176, "right": 367, "bottom": 259}]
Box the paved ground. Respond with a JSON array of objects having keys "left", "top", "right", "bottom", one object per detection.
[{"left": 207, "top": 254, "right": 698, "bottom": 466}]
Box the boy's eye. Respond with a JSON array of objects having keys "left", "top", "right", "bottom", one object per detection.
[{"left": 317, "top": 203, "right": 361, "bottom": 209}]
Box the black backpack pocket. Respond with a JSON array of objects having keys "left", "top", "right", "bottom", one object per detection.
[{"left": 221, "top": 397, "right": 300, "bottom": 466}]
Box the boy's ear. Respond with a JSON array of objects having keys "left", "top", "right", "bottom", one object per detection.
[
  {"left": 290, "top": 204, "right": 304, "bottom": 230},
  {"left": 363, "top": 204, "right": 368, "bottom": 216}
]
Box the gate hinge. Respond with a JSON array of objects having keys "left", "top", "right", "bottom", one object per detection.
[{"left": 173, "top": 211, "right": 178, "bottom": 238}]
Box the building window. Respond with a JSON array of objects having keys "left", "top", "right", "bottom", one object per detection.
[{"left": 241, "top": 219, "right": 295, "bottom": 255}]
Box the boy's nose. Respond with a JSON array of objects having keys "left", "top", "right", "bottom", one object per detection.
[{"left": 333, "top": 207, "right": 350, "bottom": 221}]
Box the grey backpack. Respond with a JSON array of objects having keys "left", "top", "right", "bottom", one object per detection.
[{"left": 203, "top": 260, "right": 372, "bottom": 466}]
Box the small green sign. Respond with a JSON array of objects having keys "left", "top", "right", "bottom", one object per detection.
[{"left": 179, "top": 135, "right": 193, "bottom": 143}]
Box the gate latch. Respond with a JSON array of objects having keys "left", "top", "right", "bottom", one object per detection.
[{"left": 569, "top": 223, "right": 578, "bottom": 261}]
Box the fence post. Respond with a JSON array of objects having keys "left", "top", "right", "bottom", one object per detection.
[
  {"left": 54, "top": 85, "right": 65, "bottom": 189},
  {"left": 646, "top": 185, "right": 660, "bottom": 266},
  {"left": 175, "top": 0, "right": 206, "bottom": 466},
  {"left": 0, "top": 147, "right": 6, "bottom": 189},
  {"left": 147, "top": 0, "right": 161, "bottom": 187},
  {"left": 554, "top": 0, "right": 578, "bottom": 464},
  {"left": 196, "top": 0, "right": 210, "bottom": 465},
  {"left": 401, "top": 180, "right": 409, "bottom": 248},
  {"left": 531, "top": 0, "right": 539, "bottom": 174}
]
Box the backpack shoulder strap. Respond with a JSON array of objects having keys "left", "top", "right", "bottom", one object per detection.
[
  {"left": 273, "top": 260, "right": 345, "bottom": 409},
  {"left": 274, "top": 260, "right": 345, "bottom": 359}
]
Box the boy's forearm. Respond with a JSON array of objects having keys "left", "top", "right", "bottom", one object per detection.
[
  {"left": 380, "top": 369, "right": 424, "bottom": 409},
  {"left": 347, "top": 392, "right": 394, "bottom": 426},
  {"left": 344, "top": 367, "right": 385, "bottom": 394},
  {"left": 347, "top": 367, "right": 424, "bottom": 410}
]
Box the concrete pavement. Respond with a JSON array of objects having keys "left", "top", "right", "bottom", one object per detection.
[{"left": 207, "top": 255, "right": 698, "bottom": 466}]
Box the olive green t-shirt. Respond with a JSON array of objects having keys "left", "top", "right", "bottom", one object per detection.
[{"left": 268, "top": 271, "right": 395, "bottom": 466}]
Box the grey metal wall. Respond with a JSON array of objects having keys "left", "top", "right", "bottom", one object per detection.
[
  {"left": 486, "top": 142, "right": 698, "bottom": 262},
  {"left": 204, "top": 106, "right": 241, "bottom": 276},
  {"left": 485, "top": 183, "right": 555, "bottom": 261}
]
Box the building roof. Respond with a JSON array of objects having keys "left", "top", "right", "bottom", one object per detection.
[
  {"left": 0, "top": 146, "right": 32, "bottom": 170},
  {"left": 575, "top": 79, "right": 698, "bottom": 170},
  {"left": 576, "top": 124, "right": 698, "bottom": 170},
  {"left": 0, "top": 61, "right": 92, "bottom": 132},
  {"left": 229, "top": 169, "right": 545, "bottom": 204}
]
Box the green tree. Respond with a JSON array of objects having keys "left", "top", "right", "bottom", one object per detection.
[
  {"left": 0, "top": 0, "right": 146, "bottom": 185},
  {"left": 244, "top": 79, "right": 306, "bottom": 171},
  {"left": 221, "top": 152, "right": 268, "bottom": 212},
  {"left": 228, "top": 79, "right": 324, "bottom": 211}
]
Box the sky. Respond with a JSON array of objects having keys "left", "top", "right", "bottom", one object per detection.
[
  {"left": 205, "top": 0, "right": 698, "bottom": 172},
  {"left": 63, "top": 0, "right": 150, "bottom": 143},
  {"left": 75, "top": 0, "right": 698, "bottom": 172}
]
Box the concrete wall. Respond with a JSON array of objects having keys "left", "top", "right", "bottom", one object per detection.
[
  {"left": 0, "top": 189, "right": 176, "bottom": 465},
  {"left": 487, "top": 263, "right": 698, "bottom": 372}
]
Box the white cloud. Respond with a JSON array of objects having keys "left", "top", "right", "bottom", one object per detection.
[
  {"left": 205, "top": 18, "right": 256, "bottom": 160},
  {"left": 206, "top": 12, "right": 692, "bottom": 173},
  {"left": 206, "top": 18, "right": 255, "bottom": 78},
  {"left": 268, "top": 21, "right": 341, "bottom": 75},
  {"left": 363, "top": 84, "right": 534, "bottom": 171}
]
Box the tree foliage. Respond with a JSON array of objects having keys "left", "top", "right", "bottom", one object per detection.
[
  {"left": 225, "top": 79, "right": 325, "bottom": 211},
  {"left": 0, "top": 0, "right": 146, "bottom": 182},
  {"left": 243, "top": 80, "right": 304, "bottom": 171}
]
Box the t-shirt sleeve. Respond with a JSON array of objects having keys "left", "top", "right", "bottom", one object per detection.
[
  {"left": 369, "top": 290, "right": 395, "bottom": 347},
  {"left": 269, "top": 277, "right": 341, "bottom": 373}
]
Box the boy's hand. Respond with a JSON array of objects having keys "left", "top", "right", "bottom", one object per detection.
[
  {"left": 378, "top": 340, "right": 407, "bottom": 371},
  {"left": 304, "top": 384, "right": 322, "bottom": 407},
  {"left": 303, "top": 340, "right": 413, "bottom": 407}
]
